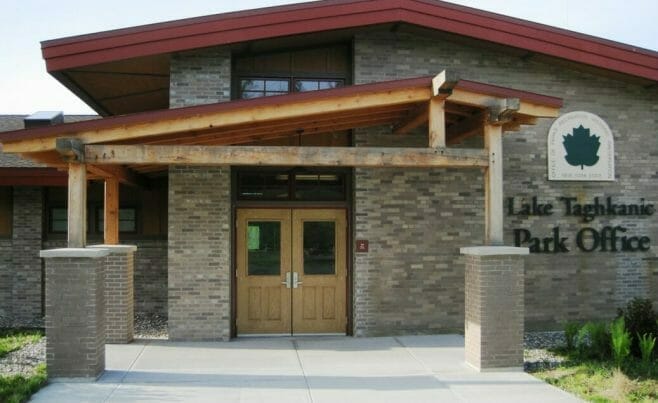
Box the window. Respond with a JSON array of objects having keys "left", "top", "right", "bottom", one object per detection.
[
  {"left": 239, "top": 79, "right": 289, "bottom": 99},
  {"left": 49, "top": 207, "right": 67, "bottom": 233},
  {"left": 237, "top": 169, "right": 347, "bottom": 202},
  {"left": 294, "top": 79, "right": 343, "bottom": 92},
  {"left": 238, "top": 78, "right": 344, "bottom": 99},
  {"left": 97, "top": 208, "right": 138, "bottom": 233}
]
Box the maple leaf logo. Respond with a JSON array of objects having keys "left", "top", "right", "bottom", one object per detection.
[{"left": 562, "top": 125, "right": 600, "bottom": 169}]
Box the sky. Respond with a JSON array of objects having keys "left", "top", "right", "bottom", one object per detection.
[{"left": 0, "top": 0, "right": 656, "bottom": 115}]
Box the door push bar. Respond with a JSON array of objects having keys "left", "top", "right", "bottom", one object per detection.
[{"left": 282, "top": 272, "right": 303, "bottom": 288}]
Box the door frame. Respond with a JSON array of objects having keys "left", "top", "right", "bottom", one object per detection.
[{"left": 230, "top": 168, "right": 353, "bottom": 338}]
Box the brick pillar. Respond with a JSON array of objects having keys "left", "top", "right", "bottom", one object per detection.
[
  {"left": 168, "top": 166, "right": 231, "bottom": 341},
  {"left": 89, "top": 244, "right": 137, "bottom": 344},
  {"left": 460, "top": 246, "right": 528, "bottom": 371},
  {"left": 40, "top": 248, "right": 109, "bottom": 380}
]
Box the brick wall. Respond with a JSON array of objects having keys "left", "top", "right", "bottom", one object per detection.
[
  {"left": 132, "top": 240, "right": 168, "bottom": 315},
  {"left": 11, "top": 187, "right": 43, "bottom": 324},
  {"left": 168, "top": 166, "right": 231, "bottom": 340},
  {"left": 353, "top": 166, "right": 483, "bottom": 335},
  {"left": 354, "top": 31, "right": 658, "bottom": 331},
  {"left": 169, "top": 48, "right": 231, "bottom": 108},
  {"left": 46, "top": 239, "right": 168, "bottom": 317},
  {"left": 0, "top": 239, "right": 12, "bottom": 320}
]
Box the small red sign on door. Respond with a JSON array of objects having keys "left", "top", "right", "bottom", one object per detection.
[{"left": 356, "top": 240, "right": 369, "bottom": 253}]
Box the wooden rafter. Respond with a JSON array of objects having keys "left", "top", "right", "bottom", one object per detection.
[
  {"left": 392, "top": 105, "right": 428, "bottom": 135},
  {"left": 85, "top": 145, "right": 488, "bottom": 168},
  {"left": 3, "top": 86, "right": 431, "bottom": 153},
  {"left": 446, "top": 110, "right": 487, "bottom": 145}
]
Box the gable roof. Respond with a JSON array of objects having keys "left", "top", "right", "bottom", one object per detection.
[{"left": 43, "top": 0, "right": 658, "bottom": 81}]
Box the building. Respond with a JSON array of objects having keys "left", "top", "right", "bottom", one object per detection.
[{"left": 0, "top": 0, "right": 656, "bottom": 377}]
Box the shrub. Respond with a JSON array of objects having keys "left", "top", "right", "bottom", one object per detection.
[
  {"left": 564, "top": 322, "right": 580, "bottom": 351},
  {"left": 610, "top": 317, "right": 631, "bottom": 368},
  {"left": 575, "top": 322, "right": 610, "bottom": 359},
  {"left": 637, "top": 332, "right": 656, "bottom": 365},
  {"left": 618, "top": 298, "right": 658, "bottom": 358}
]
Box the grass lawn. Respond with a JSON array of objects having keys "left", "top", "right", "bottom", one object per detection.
[
  {"left": 0, "top": 329, "right": 47, "bottom": 403},
  {"left": 532, "top": 354, "right": 657, "bottom": 402}
]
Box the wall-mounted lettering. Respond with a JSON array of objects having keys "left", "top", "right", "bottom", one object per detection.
[{"left": 509, "top": 195, "right": 653, "bottom": 253}]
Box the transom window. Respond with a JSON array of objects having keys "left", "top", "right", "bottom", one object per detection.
[
  {"left": 239, "top": 78, "right": 343, "bottom": 99},
  {"left": 237, "top": 169, "right": 347, "bottom": 201}
]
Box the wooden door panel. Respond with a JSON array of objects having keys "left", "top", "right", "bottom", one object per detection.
[
  {"left": 236, "top": 209, "right": 291, "bottom": 334},
  {"left": 291, "top": 209, "right": 347, "bottom": 334}
]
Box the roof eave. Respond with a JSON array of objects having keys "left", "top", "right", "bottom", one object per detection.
[{"left": 40, "top": 0, "right": 658, "bottom": 82}]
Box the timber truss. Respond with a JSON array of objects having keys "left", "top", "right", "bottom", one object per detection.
[{"left": 0, "top": 71, "right": 562, "bottom": 247}]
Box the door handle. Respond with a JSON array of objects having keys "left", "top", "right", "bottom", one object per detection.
[
  {"left": 282, "top": 272, "right": 292, "bottom": 288},
  {"left": 292, "top": 272, "right": 303, "bottom": 288}
]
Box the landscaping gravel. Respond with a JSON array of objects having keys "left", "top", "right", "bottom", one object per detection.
[
  {"left": 524, "top": 331, "right": 567, "bottom": 371},
  {"left": 0, "top": 337, "right": 45, "bottom": 377},
  {"left": 134, "top": 313, "right": 168, "bottom": 340}
]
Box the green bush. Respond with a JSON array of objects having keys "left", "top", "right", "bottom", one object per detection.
[
  {"left": 564, "top": 322, "right": 580, "bottom": 351},
  {"left": 618, "top": 298, "right": 658, "bottom": 358},
  {"left": 575, "top": 322, "right": 610, "bottom": 359},
  {"left": 610, "top": 317, "right": 631, "bottom": 368},
  {"left": 637, "top": 332, "right": 656, "bottom": 365}
]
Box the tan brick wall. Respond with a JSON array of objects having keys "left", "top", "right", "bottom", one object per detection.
[
  {"left": 168, "top": 166, "right": 231, "bottom": 341},
  {"left": 464, "top": 253, "right": 525, "bottom": 370},
  {"left": 170, "top": 48, "right": 231, "bottom": 108},
  {"left": 354, "top": 30, "right": 658, "bottom": 331}
]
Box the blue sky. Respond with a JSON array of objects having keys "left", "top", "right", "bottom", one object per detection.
[{"left": 1, "top": 0, "right": 656, "bottom": 114}]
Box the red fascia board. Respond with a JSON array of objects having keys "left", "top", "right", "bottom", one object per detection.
[
  {"left": 0, "top": 168, "right": 67, "bottom": 186},
  {"left": 454, "top": 80, "right": 563, "bottom": 108},
  {"left": 0, "top": 75, "right": 563, "bottom": 144},
  {"left": 40, "top": 0, "right": 658, "bottom": 81}
]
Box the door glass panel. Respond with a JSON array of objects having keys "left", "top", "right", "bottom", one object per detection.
[
  {"left": 303, "top": 221, "right": 335, "bottom": 275},
  {"left": 247, "top": 221, "right": 281, "bottom": 276}
]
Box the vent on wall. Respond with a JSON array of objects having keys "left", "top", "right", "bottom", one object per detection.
[{"left": 24, "top": 111, "right": 64, "bottom": 129}]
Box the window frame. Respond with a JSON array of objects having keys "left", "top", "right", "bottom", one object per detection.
[{"left": 95, "top": 206, "right": 139, "bottom": 235}]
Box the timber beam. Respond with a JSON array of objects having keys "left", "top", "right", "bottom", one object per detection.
[
  {"left": 87, "top": 164, "right": 149, "bottom": 188},
  {"left": 56, "top": 137, "right": 148, "bottom": 187},
  {"left": 85, "top": 145, "right": 489, "bottom": 168}
]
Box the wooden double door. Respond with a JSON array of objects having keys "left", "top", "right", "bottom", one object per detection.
[{"left": 236, "top": 209, "right": 347, "bottom": 335}]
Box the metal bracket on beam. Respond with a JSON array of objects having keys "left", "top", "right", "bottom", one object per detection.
[
  {"left": 55, "top": 138, "right": 85, "bottom": 163},
  {"left": 487, "top": 98, "right": 520, "bottom": 124},
  {"left": 432, "top": 70, "right": 460, "bottom": 98}
]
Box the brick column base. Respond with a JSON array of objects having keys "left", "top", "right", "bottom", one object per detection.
[
  {"left": 40, "top": 248, "right": 110, "bottom": 380},
  {"left": 90, "top": 245, "right": 137, "bottom": 344},
  {"left": 460, "top": 246, "right": 528, "bottom": 371}
]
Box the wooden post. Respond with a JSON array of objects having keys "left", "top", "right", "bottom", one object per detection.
[
  {"left": 428, "top": 97, "right": 446, "bottom": 148},
  {"left": 104, "top": 178, "right": 119, "bottom": 245},
  {"left": 67, "top": 163, "right": 87, "bottom": 248},
  {"left": 484, "top": 124, "right": 504, "bottom": 245}
]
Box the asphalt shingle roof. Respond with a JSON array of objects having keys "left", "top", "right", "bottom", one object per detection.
[{"left": 0, "top": 114, "right": 98, "bottom": 168}]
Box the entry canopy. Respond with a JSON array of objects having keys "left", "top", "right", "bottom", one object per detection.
[{"left": 0, "top": 72, "right": 561, "bottom": 178}]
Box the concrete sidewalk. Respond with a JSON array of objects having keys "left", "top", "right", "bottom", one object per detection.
[{"left": 31, "top": 335, "right": 579, "bottom": 402}]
